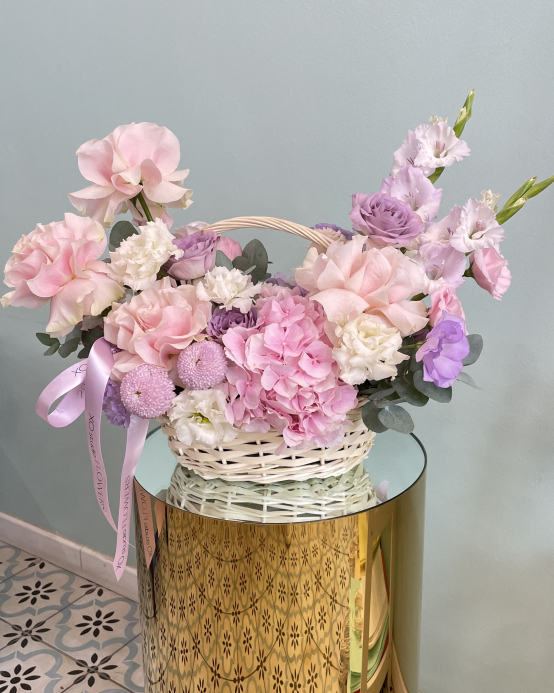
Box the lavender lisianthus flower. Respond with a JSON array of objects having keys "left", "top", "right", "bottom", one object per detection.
[
  {"left": 206, "top": 306, "right": 257, "bottom": 341},
  {"left": 312, "top": 223, "right": 355, "bottom": 241},
  {"left": 349, "top": 192, "right": 423, "bottom": 247},
  {"left": 165, "top": 228, "right": 220, "bottom": 281},
  {"left": 103, "top": 379, "right": 131, "bottom": 428},
  {"left": 415, "top": 312, "right": 469, "bottom": 388}
]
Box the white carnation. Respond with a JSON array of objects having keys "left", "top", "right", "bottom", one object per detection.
[
  {"left": 333, "top": 315, "right": 409, "bottom": 385},
  {"left": 196, "top": 266, "right": 258, "bottom": 313},
  {"left": 450, "top": 198, "right": 505, "bottom": 252},
  {"left": 107, "top": 219, "right": 183, "bottom": 291},
  {"left": 167, "top": 388, "right": 238, "bottom": 448}
]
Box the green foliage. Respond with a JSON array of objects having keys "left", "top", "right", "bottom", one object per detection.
[
  {"left": 109, "top": 220, "right": 138, "bottom": 251},
  {"left": 457, "top": 371, "right": 480, "bottom": 389},
  {"left": 462, "top": 334, "right": 483, "bottom": 366},
  {"left": 78, "top": 326, "right": 104, "bottom": 359},
  {"left": 36, "top": 332, "right": 60, "bottom": 356},
  {"left": 361, "top": 401, "right": 389, "bottom": 433},
  {"left": 215, "top": 250, "right": 233, "bottom": 270},
  {"left": 412, "top": 370, "right": 452, "bottom": 403},
  {"left": 378, "top": 404, "right": 414, "bottom": 434},
  {"left": 232, "top": 239, "right": 271, "bottom": 284}
]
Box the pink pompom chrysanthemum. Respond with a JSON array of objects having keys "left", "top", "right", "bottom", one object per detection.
[
  {"left": 177, "top": 341, "right": 228, "bottom": 390},
  {"left": 120, "top": 365, "right": 175, "bottom": 419}
]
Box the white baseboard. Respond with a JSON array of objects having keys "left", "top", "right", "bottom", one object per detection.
[{"left": 0, "top": 511, "right": 138, "bottom": 602}]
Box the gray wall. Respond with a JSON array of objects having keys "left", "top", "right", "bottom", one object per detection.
[{"left": 1, "top": 1, "right": 553, "bottom": 691}]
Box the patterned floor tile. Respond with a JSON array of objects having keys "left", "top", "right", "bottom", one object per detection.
[
  {"left": 0, "top": 633, "right": 79, "bottom": 692},
  {"left": 0, "top": 613, "right": 54, "bottom": 653},
  {"left": 0, "top": 561, "right": 93, "bottom": 628},
  {"left": 106, "top": 637, "right": 144, "bottom": 692},
  {"left": 0, "top": 543, "right": 45, "bottom": 583},
  {"left": 39, "top": 585, "right": 140, "bottom": 663}
]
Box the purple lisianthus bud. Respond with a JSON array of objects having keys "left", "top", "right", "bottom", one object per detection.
[
  {"left": 207, "top": 306, "right": 257, "bottom": 341},
  {"left": 415, "top": 312, "right": 470, "bottom": 388},
  {"left": 102, "top": 379, "right": 131, "bottom": 428},
  {"left": 349, "top": 191, "right": 423, "bottom": 247},
  {"left": 312, "top": 223, "right": 355, "bottom": 241},
  {"left": 165, "top": 230, "right": 220, "bottom": 281}
]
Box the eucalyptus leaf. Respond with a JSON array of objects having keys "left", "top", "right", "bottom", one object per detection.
[
  {"left": 413, "top": 370, "right": 452, "bottom": 403},
  {"left": 409, "top": 350, "right": 423, "bottom": 372},
  {"left": 378, "top": 404, "right": 414, "bottom": 434},
  {"left": 58, "top": 337, "right": 80, "bottom": 358},
  {"left": 392, "top": 377, "right": 429, "bottom": 407},
  {"left": 457, "top": 371, "right": 480, "bottom": 389},
  {"left": 81, "top": 326, "right": 104, "bottom": 347},
  {"left": 215, "top": 250, "right": 233, "bottom": 270},
  {"left": 462, "top": 334, "right": 483, "bottom": 366},
  {"left": 109, "top": 220, "right": 138, "bottom": 251},
  {"left": 232, "top": 256, "right": 252, "bottom": 272},
  {"left": 367, "top": 387, "right": 396, "bottom": 401},
  {"left": 241, "top": 239, "right": 268, "bottom": 272},
  {"left": 36, "top": 332, "right": 57, "bottom": 347},
  {"left": 43, "top": 343, "right": 60, "bottom": 356},
  {"left": 361, "top": 402, "right": 389, "bottom": 433}
]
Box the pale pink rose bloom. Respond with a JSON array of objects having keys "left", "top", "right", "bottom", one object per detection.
[
  {"left": 295, "top": 236, "right": 428, "bottom": 336},
  {"left": 380, "top": 165, "right": 443, "bottom": 222},
  {"left": 69, "top": 122, "right": 192, "bottom": 227},
  {"left": 217, "top": 236, "right": 242, "bottom": 261},
  {"left": 103, "top": 277, "right": 211, "bottom": 381},
  {"left": 470, "top": 247, "right": 511, "bottom": 300},
  {"left": 2, "top": 213, "right": 124, "bottom": 337},
  {"left": 428, "top": 286, "right": 465, "bottom": 327}
]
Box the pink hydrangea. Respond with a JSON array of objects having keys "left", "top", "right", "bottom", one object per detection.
[
  {"left": 1, "top": 213, "right": 124, "bottom": 337},
  {"left": 222, "top": 290, "right": 358, "bottom": 449},
  {"left": 103, "top": 277, "right": 211, "bottom": 381},
  {"left": 69, "top": 122, "right": 192, "bottom": 227}
]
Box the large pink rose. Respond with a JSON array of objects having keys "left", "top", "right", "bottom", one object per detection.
[
  {"left": 104, "top": 277, "right": 212, "bottom": 381},
  {"left": 69, "top": 122, "right": 192, "bottom": 227},
  {"left": 470, "top": 247, "right": 511, "bottom": 300},
  {"left": 295, "top": 235, "right": 428, "bottom": 335},
  {"left": 2, "top": 213, "right": 124, "bottom": 337}
]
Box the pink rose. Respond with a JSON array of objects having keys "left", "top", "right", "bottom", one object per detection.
[
  {"left": 103, "top": 277, "right": 212, "bottom": 381},
  {"left": 2, "top": 213, "right": 124, "bottom": 337},
  {"left": 295, "top": 236, "right": 428, "bottom": 335},
  {"left": 428, "top": 286, "right": 465, "bottom": 327},
  {"left": 470, "top": 247, "right": 511, "bottom": 300},
  {"left": 217, "top": 236, "right": 242, "bottom": 261},
  {"left": 69, "top": 122, "right": 192, "bottom": 227}
]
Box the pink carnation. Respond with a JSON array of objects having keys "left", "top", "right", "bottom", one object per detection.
[
  {"left": 2, "top": 213, "right": 124, "bottom": 337},
  {"left": 104, "top": 277, "right": 211, "bottom": 381},
  {"left": 295, "top": 235, "right": 428, "bottom": 336},
  {"left": 69, "top": 122, "right": 192, "bottom": 227},
  {"left": 222, "top": 290, "right": 358, "bottom": 449}
]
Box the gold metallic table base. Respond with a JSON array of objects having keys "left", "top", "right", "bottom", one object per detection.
[{"left": 135, "top": 464, "right": 425, "bottom": 693}]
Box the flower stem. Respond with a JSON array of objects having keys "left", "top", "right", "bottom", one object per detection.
[
  {"left": 136, "top": 191, "right": 154, "bottom": 222},
  {"left": 401, "top": 341, "right": 424, "bottom": 349}
]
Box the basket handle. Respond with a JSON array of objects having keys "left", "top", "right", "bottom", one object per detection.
[{"left": 204, "top": 216, "right": 333, "bottom": 249}]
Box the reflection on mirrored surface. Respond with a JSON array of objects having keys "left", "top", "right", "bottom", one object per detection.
[{"left": 166, "top": 461, "right": 377, "bottom": 523}]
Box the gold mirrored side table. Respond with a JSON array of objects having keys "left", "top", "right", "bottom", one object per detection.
[{"left": 134, "top": 430, "right": 426, "bottom": 693}]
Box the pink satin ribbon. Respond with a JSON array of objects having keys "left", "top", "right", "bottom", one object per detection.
[{"left": 36, "top": 338, "right": 148, "bottom": 581}]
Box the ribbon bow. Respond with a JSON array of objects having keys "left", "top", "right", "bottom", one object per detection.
[{"left": 36, "top": 338, "right": 148, "bottom": 579}]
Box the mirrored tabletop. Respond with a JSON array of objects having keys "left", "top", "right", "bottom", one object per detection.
[{"left": 135, "top": 427, "right": 426, "bottom": 524}]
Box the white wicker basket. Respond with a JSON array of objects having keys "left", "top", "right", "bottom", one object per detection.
[
  {"left": 166, "top": 462, "right": 377, "bottom": 523},
  {"left": 160, "top": 216, "right": 375, "bottom": 484}
]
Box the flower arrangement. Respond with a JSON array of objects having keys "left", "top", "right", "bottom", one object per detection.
[
  {"left": 5, "top": 92, "right": 551, "bottom": 445},
  {"left": 4, "top": 91, "right": 552, "bottom": 574}
]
